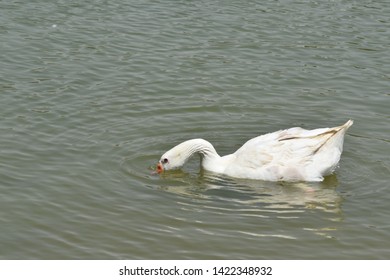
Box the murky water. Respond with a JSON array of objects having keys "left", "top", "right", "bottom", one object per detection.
[{"left": 1, "top": 0, "right": 389, "bottom": 259}]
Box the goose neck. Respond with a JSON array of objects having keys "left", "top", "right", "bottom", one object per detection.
[{"left": 184, "top": 139, "right": 220, "bottom": 159}]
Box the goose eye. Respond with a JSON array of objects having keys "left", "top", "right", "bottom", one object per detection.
[{"left": 163, "top": 158, "right": 169, "bottom": 164}]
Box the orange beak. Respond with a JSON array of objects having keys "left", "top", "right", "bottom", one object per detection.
[{"left": 156, "top": 162, "right": 164, "bottom": 174}]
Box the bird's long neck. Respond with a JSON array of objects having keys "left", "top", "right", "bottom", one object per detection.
[
  {"left": 165, "top": 139, "right": 232, "bottom": 174},
  {"left": 179, "top": 139, "right": 220, "bottom": 162}
]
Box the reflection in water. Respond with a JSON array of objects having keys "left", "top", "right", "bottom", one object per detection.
[
  {"left": 157, "top": 170, "right": 344, "bottom": 240},
  {"left": 159, "top": 170, "right": 342, "bottom": 212}
]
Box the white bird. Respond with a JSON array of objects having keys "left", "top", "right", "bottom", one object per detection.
[{"left": 156, "top": 120, "right": 353, "bottom": 182}]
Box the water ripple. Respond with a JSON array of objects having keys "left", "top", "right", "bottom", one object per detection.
[{"left": 1, "top": 0, "right": 389, "bottom": 259}]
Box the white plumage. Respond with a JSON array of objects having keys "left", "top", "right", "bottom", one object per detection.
[{"left": 157, "top": 120, "right": 353, "bottom": 182}]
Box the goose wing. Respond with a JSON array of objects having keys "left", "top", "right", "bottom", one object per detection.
[{"left": 231, "top": 121, "right": 353, "bottom": 180}]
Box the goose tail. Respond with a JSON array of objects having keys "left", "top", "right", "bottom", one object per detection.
[
  {"left": 340, "top": 119, "right": 354, "bottom": 131},
  {"left": 323, "top": 119, "right": 353, "bottom": 151},
  {"left": 309, "top": 120, "right": 353, "bottom": 179}
]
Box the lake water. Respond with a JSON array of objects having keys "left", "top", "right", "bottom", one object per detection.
[{"left": 1, "top": 0, "right": 389, "bottom": 259}]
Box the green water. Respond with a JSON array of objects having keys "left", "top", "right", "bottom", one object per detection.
[{"left": 1, "top": 0, "right": 389, "bottom": 259}]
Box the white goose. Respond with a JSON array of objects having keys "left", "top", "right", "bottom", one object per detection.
[{"left": 157, "top": 120, "right": 353, "bottom": 182}]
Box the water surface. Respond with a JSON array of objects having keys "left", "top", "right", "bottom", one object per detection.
[{"left": 0, "top": 0, "right": 389, "bottom": 259}]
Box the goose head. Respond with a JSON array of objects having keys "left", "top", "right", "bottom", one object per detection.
[
  {"left": 156, "top": 144, "right": 190, "bottom": 173},
  {"left": 156, "top": 138, "right": 219, "bottom": 174}
]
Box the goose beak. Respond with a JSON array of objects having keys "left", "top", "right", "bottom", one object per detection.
[{"left": 156, "top": 162, "right": 164, "bottom": 174}]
